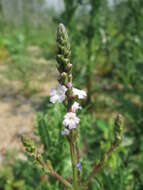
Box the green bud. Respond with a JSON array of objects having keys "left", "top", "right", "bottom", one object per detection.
[
  {"left": 46, "top": 160, "right": 53, "bottom": 172},
  {"left": 21, "top": 136, "right": 36, "bottom": 153},
  {"left": 69, "top": 74, "right": 72, "bottom": 82},
  {"left": 66, "top": 63, "right": 72, "bottom": 73},
  {"left": 66, "top": 88, "right": 73, "bottom": 98},
  {"left": 61, "top": 72, "right": 68, "bottom": 83},
  {"left": 114, "top": 114, "right": 123, "bottom": 144}
]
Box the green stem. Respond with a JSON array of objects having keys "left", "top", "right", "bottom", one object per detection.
[{"left": 69, "top": 131, "right": 79, "bottom": 190}]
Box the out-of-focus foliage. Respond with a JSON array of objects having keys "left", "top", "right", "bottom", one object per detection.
[
  {"left": 0, "top": 17, "right": 56, "bottom": 96},
  {"left": 0, "top": 151, "right": 56, "bottom": 190},
  {"left": 0, "top": 0, "right": 143, "bottom": 189}
]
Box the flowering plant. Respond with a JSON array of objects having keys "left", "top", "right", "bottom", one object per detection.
[{"left": 22, "top": 24, "right": 123, "bottom": 190}]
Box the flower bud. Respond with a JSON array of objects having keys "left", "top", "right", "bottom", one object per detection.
[
  {"left": 21, "top": 136, "right": 36, "bottom": 153},
  {"left": 67, "top": 82, "right": 72, "bottom": 88},
  {"left": 114, "top": 114, "right": 123, "bottom": 144},
  {"left": 59, "top": 72, "right": 68, "bottom": 85},
  {"left": 66, "top": 63, "right": 72, "bottom": 72},
  {"left": 69, "top": 74, "right": 72, "bottom": 82},
  {"left": 56, "top": 23, "right": 71, "bottom": 65},
  {"left": 61, "top": 72, "right": 67, "bottom": 78}
]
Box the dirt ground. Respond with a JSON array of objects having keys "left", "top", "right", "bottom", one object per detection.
[{"left": 0, "top": 51, "right": 57, "bottom": 162}]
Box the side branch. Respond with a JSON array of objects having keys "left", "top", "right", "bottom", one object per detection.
[
  {"left": 37, "top": 156, "right": 72, "bottom": 189},
  {"left": 50, "top": 171, "right": 72, "bottom": 189},
  {"left": 21, "top": 136, "right": 72, "bottom": 189},
  {"left": 83, "top": 114, "right": 123, "bottom": 189},
  {"left": 83, "top": 143, "right": 118, "bottom": 189}
]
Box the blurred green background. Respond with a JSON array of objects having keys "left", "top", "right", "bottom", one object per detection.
[{"left": 0, "top": 0, "right": 143, "bottom": 189}]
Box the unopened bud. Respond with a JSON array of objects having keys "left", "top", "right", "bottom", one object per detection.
[
  {"left": 65, "top": 63, "right": 72, "bottom": 72},
  {"left": 69, "top": 74, "right": 72, "bottom": 82},
  {"left": 60, "top": 72, "right": 68, "bottom": 85},
  {"left": 61, "top": 72, "right": 67, "bottom": 78},
  {"left": 21, "top": 136, "right": 36, "bottom": 153},
  {"left": 56, "top": 23, "right": 71, "bottom": 61},
  {"left": 114, "top": 114, "right": 123, "bottom": 144},
  {"left": 67, "top": 82, "right": 72, "bottom": 88}
]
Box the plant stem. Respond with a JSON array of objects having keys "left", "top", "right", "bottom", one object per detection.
[
  {"left": 67, "top": 86, "right": 79, "bottom": 189},
  {"left": 69, "top": 131, "right": 79, "bottom": 190},
  {"left": 36, "top": 154, "right": 72, "bottom": 189}
]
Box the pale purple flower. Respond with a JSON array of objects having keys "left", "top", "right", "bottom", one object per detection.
[
  {"left": 61, "top": 128, "right": 70, "bottom": 136},
  {"left": 72, "top": 88, "right": 87, "bottom": 99},
  {"left": 76, "top": 162, "right": 82, "bottom": 171},
  {"left": 50, "top": 84, "right": 67, "bottom": 104},
  {"left": 72, "top": 102, "right": 82, "bottom": 112},
  {"left": 63, "top": 112, "right": 80, "bottom": 129}
]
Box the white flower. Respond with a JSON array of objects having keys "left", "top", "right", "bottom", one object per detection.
[
  {"left": 72, "top": 102, "right": 82, "bottom": 112},
  {"left": 61, "top": 128, "right": 70, "bottom": 136},
  {"left": 50, "top": 84, "right": 67, "bottom": 104},
  {"left": 72, "top": 88, "right": 87, "bottom": 99},
  {"left": 63, "top": 112, "right": 80, "bottom": 129}
]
